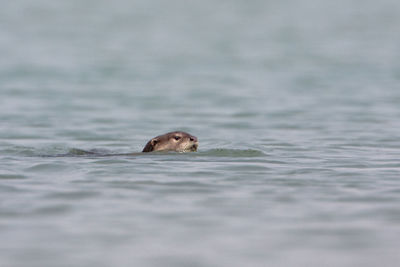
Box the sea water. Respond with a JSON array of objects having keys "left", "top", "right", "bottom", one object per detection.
[{"left": 1, "top": 0, "right": 400, "bottom": 266}]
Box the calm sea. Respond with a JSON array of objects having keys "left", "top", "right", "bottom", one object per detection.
[{"left": 1, "top": 0, "right": 400, "bottom": 266}]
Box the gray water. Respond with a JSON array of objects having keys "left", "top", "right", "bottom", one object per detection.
[{"left": 1, "top": 0, "right": 400, "bottom": 266}]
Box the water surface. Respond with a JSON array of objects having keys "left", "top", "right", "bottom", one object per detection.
[{"left": 1, "top": 0, "right": 400, "bottom": 266}]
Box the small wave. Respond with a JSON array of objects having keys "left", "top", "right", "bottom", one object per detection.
[
  {"left": 0, "top": 174, "right": 26, "bottom": 180},
  {"left": 0, "top": 146, "right": 36, "bottom": 157},
  {"left": 26, "top": 163, "right": 70, "bottom": 172},
  {"left": 6, "top": 146, "right": 265, "bottom": 158},
  {"left": 50, "top": 148, "right": 112, "bottom": 157},
  {"left": 67, "top": 148, "right": 97, "bottom": 156},
  {"left": 199, "top": 148, "right": 266, "bottom": 157},
  {"left": 66, "top": 148, "right": 266, "bottom": 158}
]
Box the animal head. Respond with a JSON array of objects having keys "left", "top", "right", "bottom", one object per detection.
[{"left": 142, "top": 131, "right": 198, "bottom": 152}]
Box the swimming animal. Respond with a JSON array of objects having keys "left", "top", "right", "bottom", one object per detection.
[{"left": 142, "top": 131, "right": 198, "bottom": 152}]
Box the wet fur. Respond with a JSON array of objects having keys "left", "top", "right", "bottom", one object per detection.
[{"left": 142, "top": 131, "right": 198, "bottom": 153}]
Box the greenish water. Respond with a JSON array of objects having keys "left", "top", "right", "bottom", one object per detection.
[{"left": 1, "top": 0, "right": 400, "bottom": 266}]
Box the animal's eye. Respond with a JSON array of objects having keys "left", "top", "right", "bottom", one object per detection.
[{"left": 174, "top": 136, "right": 181, "bottom": 141}]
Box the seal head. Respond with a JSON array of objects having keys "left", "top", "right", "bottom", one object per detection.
[{"left": 142, "top": 131, "right": 198, "bottom": 152}]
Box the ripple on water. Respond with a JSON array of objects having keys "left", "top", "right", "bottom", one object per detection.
[
  {"left": 93, "top": 159, "right": 132, "bottom": 164},
  {"left": 107, "top": 180, "right": 218, "bottom": 194},
  {"left": 0, "top": 184, "right": 26, "bottom": 193},
  {"left": 33, "top": 204, "right": 72, "bottom": 216},
  {"left": 25, "top": 163, "right": 70, "bottom": 172},
  {"left": 44, "top": 190, "right": 101, "bottom": 200},
  {"left": 0, "top": 146, "right": 36, "bottom": 156},
  {"left": 0, "top": 174, "right": 27, "bottom": 179},
  {"left": 199, "top": 149, "right": 266, "bottom": 157}
]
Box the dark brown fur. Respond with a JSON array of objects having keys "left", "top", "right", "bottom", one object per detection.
[{"left": 142, "top": 131, "right": 198, "bottom": 152}]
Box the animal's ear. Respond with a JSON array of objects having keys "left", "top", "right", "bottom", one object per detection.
[{"left": 142, "top": 138, "right": 158, "bottom": 152}]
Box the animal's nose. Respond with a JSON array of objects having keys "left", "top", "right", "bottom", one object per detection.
[{"left": 189, "top": 136, "right": 198, "bottom": 142}]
